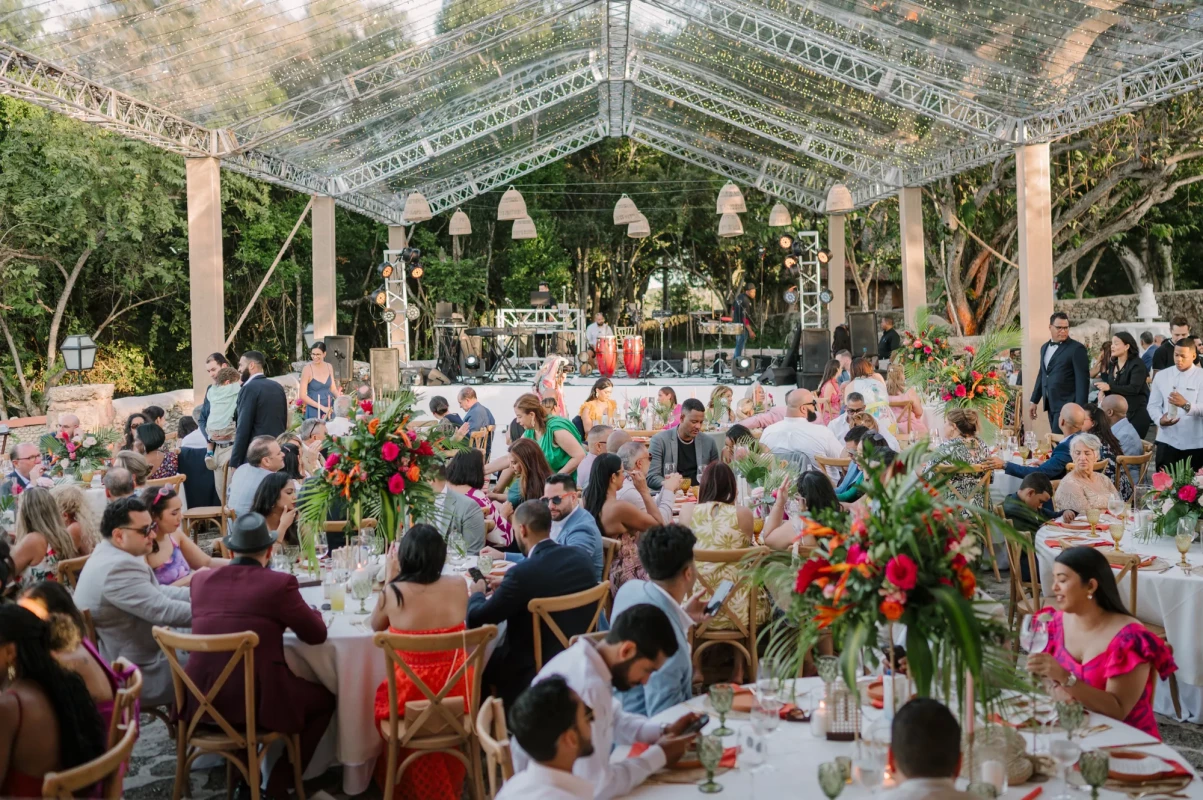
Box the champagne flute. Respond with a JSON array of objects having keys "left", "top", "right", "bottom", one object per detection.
[
  {"left": 1019, "top": 615, "right": 1050, "bottom": 751},
  {"left": 314, "top": 531, "right": 329, "bottom": 560},
  {"left": 1107, "top": 496, "right": 1125, "bottom": 524},
  {"left": 665, "top": 461, "right": 677, "bottom": 482},
  {"left": 697, "top": 733, "right": 724, "bottom": 794},
  {"left": 1085, "top": 507, "right": 1101, "bottom": 536},
  {"left": 709, "top": 683, "right": 735, "bottom": 736},
  {"left": 1108, "top": 522, "right": 1124, "bottom": 553}
]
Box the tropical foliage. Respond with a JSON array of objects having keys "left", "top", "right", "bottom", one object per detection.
[
  {"left": 897, "top": 308, "right": 954, "bottom": 381},
  {"left": 38, "top": 427, "right": 120, "bottom": 480}
]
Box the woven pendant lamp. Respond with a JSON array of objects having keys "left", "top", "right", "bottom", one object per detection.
[
  {"left": 497, "top": 186, "right": 527, "bottom": 221},
  {"left": 718, "top": 212, "right": 744, "bottom": 238},
  {"left": 402, "top": 191, "right": 432, "bottom": 222},
  {"left": 627, "top": 213, "right": 650, "bottom": 239},
  {"left": 614, "top": 194, "right": 641, "bottom": 225},
  {"left": 716, "top": 182, "right": 747, "bottom": 214},
  {"left": 768, "top": 202, "right": 791, "bottom": 227},
  {"left": 512, "top": 215, "right": 537, "bottom": 240},
  {"left": 825, "top": 184, "right": 854, "bottom": 215},
  {"left": 449, "top": 209, "right": 472, "bottom": 235}
]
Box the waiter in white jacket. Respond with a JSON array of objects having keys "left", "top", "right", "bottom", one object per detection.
[{"left": 1147, "top": 339, "right": 1203, "bottom": 472}]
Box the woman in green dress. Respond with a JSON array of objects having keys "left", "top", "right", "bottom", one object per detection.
[{"left": 513, "top": 392, "right": 585, "bottom": 478}]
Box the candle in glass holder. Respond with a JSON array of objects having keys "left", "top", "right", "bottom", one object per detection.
[
  {"left": 981, "top": 760, "right": 1006, "bottom": 792},
  {"left": 811, "top": 699, "right": 829, "bottom": 737}
]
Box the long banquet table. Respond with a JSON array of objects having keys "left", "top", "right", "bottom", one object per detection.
[{"left": 624, "top": 677, "right": 1203, "bottom": 799}]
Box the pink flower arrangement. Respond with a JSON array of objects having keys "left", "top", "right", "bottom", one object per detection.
[
  {"left": 324, "top": 453, "right": 341, "bottom": 470},
  {"left": 954, "top": 384, "right": 967, "bottom": 398},
  {"left": 1178, "top": 485, "right": 1199, "bottom": 503},
  {"left": 1146, "top": 463, "right": 1203, "bottom": 538},
  {"left": 381, "top": 441, "right": 401, "bottom": 462},
  {"left": 359, "top": 400, "right": 374, "bottom": 414},
  {"left": 885, "top": 553, "right": 918, "bottom": 590},
  {"left": 1153, "top": 471, "right": 1174, "bottom": 491},
  {"left": 387, "top": 473, "right": 406, "bottom": 494}
]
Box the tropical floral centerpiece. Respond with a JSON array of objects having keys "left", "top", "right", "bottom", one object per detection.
[
  {"left": 297, "top": 390, "right": 463, "bottom": 548},
  {"left": 1143, "top": 462, "right": 1203, "bottom": 539},
  {"left": 928, "top": 329, "right": 1020, "bottom": 427},
  {"left": 39, "top": 428, "right": 119, "bottom": 480},
  {"left": 652, "top": 399, "right": 675, "bottom": 428},
  {"left": 898, "top": 310, "right": 954, "bottom": 381},
  {"left": 730, "top": 446, "right": 797, "bottom": 516},
  {"left": 623, "top": 394, "right": 648, "bottom": 428},
  {"left": 705, "top": 397, "right": 730, "bottom": 428}
]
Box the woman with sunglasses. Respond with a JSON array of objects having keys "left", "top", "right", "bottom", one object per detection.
[{"left": 142, "top": 486, "right": 227, "bottom": 587}]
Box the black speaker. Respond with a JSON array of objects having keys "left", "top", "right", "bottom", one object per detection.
[
  {"left": 325, "top": 335, "right": 354, "bottom": 382},
  {"left": 848, "top": 312, "right": 879, "bottom": 359},
  {"left": 799, "top": 329, "right": 830, "bottom": 374},
  {"left": 760, "top": 366, "right": 797, "bottom": 386},
  {"left": 796, "top": 372, "right": 822, "bottom": 390}
]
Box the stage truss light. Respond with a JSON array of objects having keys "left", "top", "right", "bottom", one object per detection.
[
  {"left": 461, "top": 353, "right": 485, "bottom": 383},
  {"left": 731, "top": 355, "right": 756, "bottom": 384},
  {"left": 373, "top": 287, "right": 387, "bottom": 306},
  {"left": 783, "top": 255, "right": 799, "bottom": 270},
  {"left": 816, "top": 248, "right": 832, "bottom": 265},
  {"left": 378, "top": 261, "right": 395, "bottom": 279},
  {"left": 381, "top": 309, "right": 397, "bottom": 322},
  {"left": 778, "top": 234, "right": 794, "bottom": 251},
  {"left": 409, "top": 264, "right": 424, "bottom": 279},
  {"left": 405, "top": 304, "right": 421, "bottom": 321}
]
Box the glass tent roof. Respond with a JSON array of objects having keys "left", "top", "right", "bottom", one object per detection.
[{"left": 3, "top": 0, "right": 1203, "bottom": 223}]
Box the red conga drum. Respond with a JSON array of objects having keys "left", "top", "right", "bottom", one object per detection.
[
  {"left": 596, "top": 335, "right": 617, "bottom": 377},
  {"left": 623, "top": 335, "right": 644, "bottom": 378}
]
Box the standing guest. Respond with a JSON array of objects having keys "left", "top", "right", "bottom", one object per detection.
[
  {"left": 138, "top": 422, "right": 178, "bottom": 480},
  {"left": 446, "top": 449, "right": 513, "bottom": 549},
  {"left": 0, "top": 604, "right": 106, "bottom": 796},
  {"left": 831, "top": 325, "right": 851, "bottom": 359},
  {"left": 485, "top": 474, "right": 604, "bottom": 580},
  {"left": 467, "top": 500, "right": 597, "bottom": 706},
  {"left": 230, "top": 350, "right": 288, "bottom": 468},
  {"left": 1152, "top": 316, "right": 1191, "bottom": 371},
  {"left": 587, "top": 454, "right": 668, "bottom": 594},
  {"left": 102, "top": 467, "right": 136, "bottom": 501},
  {"left": 577, "top": 425, "right": 611, "bottom": 491},
  {"left": 298, "top": 341, "right": 340, "bottom": 419},
  {"left": 1147, "top": 338, "right": 1203, "bottom": 471},
  {"left": 74, "top": 496, "right": 192, "bottom": 707},
  {"left": 249, "top": 472, "right": 299, "bottom": 544},
  {"left": 430, "top": 464, "right": 487, "bottom": 556},
  {"left": 188, "top": 512, "right": 334, "bottom": 797},
  {"left": 1002, "top": 473, "right": 1056, "bottom": 536},
  {"left": 923, "top": 409, "right": 995, "bottom": 499},
  {"left": 298, "top": 418, "right": 326, "bottom": 477},
  {"left": 144, "top": 486, "right": 227, "bottom": 587},
  {"left": 1090, "top": 339, "right": 1114, "bottom": 382},
  {"left": 512, "top": 392, "right": 586, "bottom": 478},
  {"left": 616, "top": 442, "right": 675, "bottom": 524},
  {"left": 657, "top": 387, "right": 682, "bottom": 428},
  {"left": 878, "top": 314, "right": 902, "bottom": 363},
  {"left": 1004, "top": 403, "right": 1087, "bottom": 481},
  {"left": 497, "top": 677, "right": 595, "bottom": 800},
  {"left": 1054, "top": 434, "right": 1122, "bottom": 515},
  {"left": 760, "top": 389, "right": 845, "bottom": 476},
  {"left": 1095, "top": 331, "right": 1152, "bottom": 438},
  {"left": 142, "top": 406, "right": 166, "bottom": 428},
  {"left": 2, "top": 442, "right": 43, "bottom": 498},
  {"left": 201, "top": 366, "right": 242, "bottom": 470},
  {"left": 121, "top": 412, "right": 147, "bottom": 451},
  {"left": 1030, "top": 312, "right": 1091, "bottom": 434},
  {"left": 369, "top": 524, "right": 474, "bottom": 800},
  {"left": 1027, "top": 546, "right": 1176, "bottom": 739},
  {"left": 732, "top": 282, "right": 757, "bottom": 358},
  {"left": 429, "top": 395, "right": 464, "bottom": 430},
  {"left": 816, "top": 359, "right": 843, "bottom": 424},
  {"left": 647, "top": 398, "right": 717, "bottom": 488},
  {"left": 513, "top": 604, "right": 698, "bottom": 799},
  {"left": 11, "top": 487, "right": 80, "bottom": 586},
  {"left": 196, "top": 352, "right": 229, "bottom": 440},
  {"left": 18, "top": 581, "right": 119, "bottom": 713},
  {"left": 886, "top": 364, "right": 927, "bottom": 436},
  {"left": 226, "top": 435, "right": 285, "bottom": 519},
  {"left": 843, "top": 357, "right": 895, "bottom": 433},
  {"left": 579, "top": 379, "right": 617, "bottom": 433},
  {"left": 1140, "top": 331, "right": 1157, "bottom": 370},
  {"left": 51, "top": 483, "right": 99, "bottom": 556},
  {"left": 1083, "top": 404, "right": 1132, "bottom": 500},
  {"left": 612, "top": 524, "right": 709, "bottom": 717},
  {"left": 886, "top": 698, "right": 974, "bottom": 800}
]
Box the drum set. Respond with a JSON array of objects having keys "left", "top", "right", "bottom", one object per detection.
[
  {"left": 698, "top": 319, "right": 747, "bottom": 379},
  {"left": 595, "top": 334, "right": 645, "bottom": 379}
]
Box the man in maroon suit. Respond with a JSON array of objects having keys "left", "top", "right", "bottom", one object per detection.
[{"left": 186, "top": 512, "right": 334, "bottom": 798}]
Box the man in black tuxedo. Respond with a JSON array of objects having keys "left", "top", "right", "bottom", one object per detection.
[
  {"left": 230, "top": 350, "right": 288, "bottom": 468},
  {"left": 1029, "top": 312, "right": 1090, "bottom": 434},
  {"left": 467, "top": 499, "right": 597, "bottom": 706}
]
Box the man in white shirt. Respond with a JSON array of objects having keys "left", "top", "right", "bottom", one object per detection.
[
  {"left": 585, "top": 312, "right": 613, "bottom": 350},
  {"left": 578, "top": 424, "right": 611, "bottom": 491},
  {"left": 226, "top": 436, "right": 284, "bottom": 519},
  {"left": 1147, "top": 339, "right": 1203, "bottom": 471},
  {"left": 884, "top": 698, "right": 974, "bottom": 800},
  {"left": 761, "top": 388, "right": 845, "bottom": 477},
  {"left": 498, "top": 677, "right": 596, "bottom": 800},
  {"left": 325, "top": 396, "right": 354, "bottom": 438},
  {"left": 616, "top": 441, "right": 675, "bottom": 523},
  {"left": 512, "top": 604, "right": 700, "bottom": 800},
  {"left": 828, "top": 391, "right": 900, "bottom": 450}
]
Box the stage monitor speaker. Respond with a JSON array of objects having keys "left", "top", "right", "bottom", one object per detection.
[
  {"left": 848, "top": 312, "right": 879, "bottom": 359},
  {"left": 326, "top": 335, "right": 355, "bottom": 382},
  {"left": 369, "top": 348, "right": 400, "bottom": 396},
  {"left": 799, "top": 329, "right": 830, "bottom": 374},
  {"left": 797, "top": 372, "right": 823, "bottom": 391},
  {"left": 760, "top": 366, "right": 797, "bottom": 386}
]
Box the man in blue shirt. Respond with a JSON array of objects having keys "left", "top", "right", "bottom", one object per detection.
[
  {"left": 1002, "top": 402, "right": 1085, "bottom": 481},
  {"left": 487, "top": 473, "right": 604, "bottom": 581},
  {"left": 458, "top": 386, "right": 496, "bottom": 453},
  {"left": 612, "top": 524, "right": 711, "bottom": 717}
]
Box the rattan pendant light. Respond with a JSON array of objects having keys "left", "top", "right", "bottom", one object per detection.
[
  {"left": 512, "top": 215, "right": 537, "bottom": 240},
  {"left": 449, "top": 209, "right": 472, "bottom": 235},
  {"left": 825, "top": 184, "right": 854, "bottom": 215},
  {"left": 614, "top": 194, "right": 641, "bottom": 225},
  {"left": 768, "top": 202, "right": 791, "bottom": 227},
  {"left": 716, "top": 182, "right": 747, "bottom": 214},
  {"left": 627, "top": 213, "right": 650, "bottom": 238},
  {"left": 402, "top": 191, "right": 432, "bottom": 222},
  {"left": 718, "top": 212, "right": 744, "bottom": 238},
  {"left": 498, "top": 186, "right": 527, "bottom": 221}
]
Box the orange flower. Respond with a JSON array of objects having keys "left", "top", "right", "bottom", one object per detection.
[
  {"left": 406, "top": 464, "right": 420, "bottom": 482},
  {"left": 367, "top": 418, "right": 381, "bottom": 435},
  {"left": 815, "top": 604, "right": 849, "bottom": 629},
  {"left": 803, "top": 519, "right": 837, "bottom": 539},
  {"left": 330, "top": 469, "right": 346, "bottom": 485},
  {"left": 879, "top": 600, "right": 904, "bottom": 621},
  {"left": 957, "top": 566, "right": 976, "bottom": 599}
]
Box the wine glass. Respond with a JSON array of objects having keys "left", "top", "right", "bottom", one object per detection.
[
  {"left": 314, "top": 531, "right": 329, "bottom": 561},
  {"left": 1078, "top": 750, "right": 1110, "bottom": 800},
  {"left": 756, "top": 657, "right": 779, "bottom": 703},
  {"left": 709, "top": 683, "right": 735, "bottom": 736},
  {"left": 1085, "top": 507, "right": 1101, "bottom": 536},
  {"left": 1049, "top": 738, "right": 1082, "bottom": 800},
  {"left": 1108, "top": 522, "right": 1125, "bottom": 553},
  {"left": 350, "top": 572, "right": 372, "bottom": 614},
  {"left": 853, "top": 736, "right": 887, "bottom": 793},
  {"left": 1019, "top": 615, "right": 1051, "bottom": 750},
  {"left": 1175, "top": 521, "right": 1196, "bottom": 569},
  {"left": 448, "top": 532, "right": 468, "bottom": 570},
  {"left": 697, "top": 733, "right": 724, "bottom": 794},
  {"left": 664, "top": 461, "right": 677, "bottom": 481},
  {"left": 818, "top": 762, "right": 845, "bottom": 799},
  {"left": 1056, "top": 699, "right": 1085, "bottom": 739},
  {"left": 1107, "top": 496, "right": 1125, "bottom": 524}
]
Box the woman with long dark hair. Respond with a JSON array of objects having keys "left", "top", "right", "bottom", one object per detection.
[
  {"left": 137, "top": 422, "right": 178, "bottom": 480},
  {"left": 121, "top": 412, "right": 147, "bottom": 452},
  {"left": 816, "top": 359, "right": 843, "bottom": 424},
  {"left": 250, "top": 472, "right": 299, "bottom": 544},
  {"left": 1027, "top": 546, "right": 1176, "bottom": 739},
  {"left": 1095, "top": 331, "right": 1152, "bottom": 438},
  {"left": 583, "top": 453, "right": 662, "bottom": 594},
  {"left": 763, "top": 470, "right": 844, "bottom": 549},
  {"left": 0, "top": 603, "right": 106, "bottom": 794},
  {"left": 367, "top": 524, "right": 471, "bottom": 800},
  {"left": 445, "top": 449, "right": 512, "bottom": 549},
  {"left": 1083, "top": 404, "right": 1132, "bottom": 501},
  {"left": 492, "top": 438, "right": 552, "bottom": 508}
]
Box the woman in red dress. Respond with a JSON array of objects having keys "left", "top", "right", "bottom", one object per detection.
[{"left": 369, "top": 524, "right": 473, "bottom": 799}]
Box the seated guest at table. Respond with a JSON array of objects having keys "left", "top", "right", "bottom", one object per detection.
[
  {"left": 136, "top": 423, "right": 177, "bottom": 481},
  {"left": 457, "top": 386, "right": 496, "bottom": 440},
  {"left": 511, "top": 392, "right": 585, "bottom": 478},
  {"left": 514, "top": 604, "right": 699, "bottom": 798},
  {"left": 446, "top": 449, "right": 514, "bottom": 549},
  {"left": 188, "top": 512, "right": 334, "bottom": 797},
  {"left": 843, "top": 434, "right": 898, "bottom": 505},
  {"left": 142, "top": 405, "right": 166, "bottom": 429},
  {"left": 298, "top": 418, "right": 326, "bottom": 476},
  {"left": 1002, "top": 473, "right": 1056, "bottom": 535},
  {"left": 577, "top": 424, "right": 611, "bottom": 491},
  {"left": 51, "top": 482, "right": 99, "bottom": 556},
  {"left": 648, "top": 398, "right": 717, "bottom": 489},
  {"left": 1054, "top": 434, "right": 1122, "bottom": 516},
  {"left": 616, "top": 442, "right": 675, "bottom": 524},
  {"left": 0, "top": 603, "right": 107, "bottom": 796},
  {"left": 736, "top": 399, "right": 786, "bottom": 430},
  {"left": 923, "top": 408, "right": 994, "bottom": 498},
  {"left": 325, "top": 395, "right": 355, "bottom": 438},
  {"left": 657, "top": 387, "right": 682, "bottom": 428},
  {"left": 1028, "top": 546, "right": 1176, "bottom": 739},
  {"left": 706, "top": 385, "right": 735, "bottom": 426},
  {"left": 226, "top": 435, "right": 285, "bottom": 519},
  {"left": 113, "top": 449, "right": 152, "bottom": 491},
  {"left": 485, "top": 474, "right": 604, "bottom": 581},
  {"left": 720, "top": 424, "right": 758, "bottom": 464},
  {"left": 278, "top": 441, "right": 304, "bottom": 483},
  {"left": 816, "top": 359, "right": 843, "bottom": 424},
  {"left": 1096, "top": 332, "right": 1152, "bottom": 439},
  {"left": 429, "top": 395, "right": 464, "bottom": 431},
  {"left": 844, "top": 356, "right": 895, "bottom": 433},
  {"left": 249, "top": 472, "right": 299, "bottom": 545},
  {"left": 886, "top": 698, "right": 974, "bottom": 800},
  {"left": 11, "top": 486, "right": 81, "bottom": 587},
  {"left": 430, "top": 464, "right": 487, "bottom": 556},
  {"left": 492, "top": 438, "right": 553, "bottom": 509},
  {"left": 763, "top": 470, "right": 845, "bottom": 550},
  {"left": 1100, "top": 395, "right": 1143, "bottom": 459},
  {"left": 833, "top": 426, "right": 870, "bottom": 501},
  {"left": 613, "top": 524, "right": 709, "bottom": 716},
  {"left": 467, "top": 500, "right": 597, "bottom": 706},
  {"left": 369, "top": 523, "right": 473, "bottom": 800},
  {"left": 760, "top": 389, "right": 845, "bottom": 476},
  {"left": 177, "top": 414, "right": 200, "bottom": 445},
  {"left": 827, "top": 391, "right": 866, "bottom": 440},
  {"left": 497, "top": 677, "right": 595, "bottom": 800},
  {"left": 1083, "top": 403, "right": 1132, "bottom": 501},
  {"left": 143, "top": 486, "right": 227, "bottom": 586},
  {"left": 74, "top": 496, "right": 192, "bottom": 707},
  {"left": 2, "top": 442, "right": 42, "bottom": 499},
  {"left": 886, "top": 364, "right": 928, "bottom": 437},
  {"left": 607, "top": 428, "right": 632, "bottom": 455},
  {"left": 580, "top": 378, "right": 617, "bottom": 433},
  {"left": 121, "top": 412, "right": 147, "bottom": 451},
  {"left": 1003, "top": 402, "right": 1086, "bottom": 481},
  {"left": 586, "top": 454, "right": 666, "bottom": 593},
  {"left": 102, "top": 466, "right": 136, "bottom": 501}
]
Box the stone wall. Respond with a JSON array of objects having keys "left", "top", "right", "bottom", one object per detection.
[
  {"left": 46, "top": 384, "right": 116, "bottom": 432},
  {"left": 1055, "top": 289, "right": 1203, "bottom": 326}
]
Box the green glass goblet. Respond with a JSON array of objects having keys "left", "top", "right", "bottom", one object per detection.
[
  {"left": 816, "top": 655, "right": 840, "bottom": 686},
  {"left": 1056, "top": 699, "right": 1086, "bottom": 739},
  {"left": 967, "top": 782, "right": 1000, "bottom": 799},
  {"left": 709, "top": 683, "right": 735, "bottom": 736},
  {"left": 1078, "top": 749, "right": 1110, "bottom": 800},
  {"left": 818, "top": 761, "right": 845, "bottom": 799},
  {"left": 697, "top": 733, "right": 724, "bottom": 794}
]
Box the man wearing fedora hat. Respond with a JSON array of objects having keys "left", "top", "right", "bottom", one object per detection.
[{"left": 186, "top": 513, "right": 334, "bottom": 797}]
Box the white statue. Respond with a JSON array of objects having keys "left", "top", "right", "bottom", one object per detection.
[{"left": 1136, "top": 283, "right": 1160, "bottom": 323}]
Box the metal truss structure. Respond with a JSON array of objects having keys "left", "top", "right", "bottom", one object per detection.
[
  {"left": 5, "top": 1, "right": 1203, "bottom": 223},
  {"left": 793, "top": 231, "right": 823, "bottom": 329}
]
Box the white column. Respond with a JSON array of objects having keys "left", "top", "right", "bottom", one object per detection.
[
  {"left": 186, "top": 158, "right": 225, "bottom": 406},
  {"left": 827, "top": 214, "right": 847, "bottom": 330},
  {"left": 898, "top": 186, "right": 927, "bottom": 329},
  {"left": 1016, "top": 143, "right": 1056, "bottom": 437},
  {"left": 312, "top": 196, "right": 336, "bottom": 340}
]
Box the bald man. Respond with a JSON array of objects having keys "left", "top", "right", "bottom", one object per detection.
[
  {"left": 1100, "top": 395, "right": 1143, "bottom": 458},
  {"left": 1004, "top": 402, "right": 1086, "bottom": 480},
  {"left": 759, "top": 388, "right": 844, "bottom": 479},
  {"left": 607, "top": 428, "right": 633, "bottom": 454},
  {"left": 57, "top": 413, "right": 81, "bottom": 440}
]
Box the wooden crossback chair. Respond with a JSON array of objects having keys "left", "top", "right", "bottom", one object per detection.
[
  {"left": 42, "top": 705, "right": 138, "bottom": 799},
  {"left": 475, "top": 697, "right": 513, "bottom": 800},
  {"left": 82, "top": 608, "right": 98, "bottom": 646},
  {"left": 108, "top": 658, "right": 143, "bottom": 748},
  {"left": 889, "top": 399, "right": 920, "bottom": 436},
  {"left": 147, "top": 473, "right": 187, "bottom": 491},
  {"left": 1108, "top": 552, "right": 1182, "bottom": 717},
  {"left": 1117, "top": 451, "right": 1153, "bottom": 497},
  {"left": 1004, "top": 538, "right": 1041, "bottom": 630},
  {"left": 529, "top": 581, "right": 610, "bottom": 671},
  {"left": 569, "top": 631, "right": 608, "bottom": 647},
  {"left": 600, "top": 537, "right": 620, "bottom": 613},
  {"left": 183, "top": 463, "right": 231, "bottom": 541},
  {"left": 153, "top": 628, "right": 306, "bottom": 800},
  {"left": 56, "top": 554, "right": 89, "bottom": 589},
  {"left": 374, "top": 624, "right": 498, "bottom": 800},
  {"left": 691, "top": 546, "right": 769, "bottom": 678},
  {"left": 814, "top": 455, "right": 851, "bottom": 484},
  {"left": 469, "top": 425, "right": 495, "bottom": 453},
  {"left": 934, "top": 465, "right": 1000, "bottom": 581}
]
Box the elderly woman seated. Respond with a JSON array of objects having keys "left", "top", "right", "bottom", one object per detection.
[{"left": 1053, "top": 433, "right": 1122, "bottom": 518}]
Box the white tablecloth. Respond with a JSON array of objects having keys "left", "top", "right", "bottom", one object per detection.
[
  {"left": 624, "top": 677, "right": 1202, "bottom": 799},
  {"left": 1035, "top": 523, "right": 1203, "bottom": 722}
]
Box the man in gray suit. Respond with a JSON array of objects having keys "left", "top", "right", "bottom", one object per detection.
[
  {"left": 431, "top": 465, "right": 487, "bottom": 555},
  {"left": 647, "top": 398, "right": 718, "bottom": 489},
  {"left": 74, "top": 495, "right": 192, "bottom": 707}
]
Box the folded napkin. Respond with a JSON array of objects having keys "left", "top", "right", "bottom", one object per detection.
[
  {"left": 629, "top": 741, "right": 739, "bottom": 768},
  {"left": 1046, "top": 538, "right": 1110, "bottom": 550},
  {"left": 1049, "top": 520, "right": 1095, "bottom": 531},
  {"left": 1111, "top": 556, "right": 1157, "bottom": 570}
]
